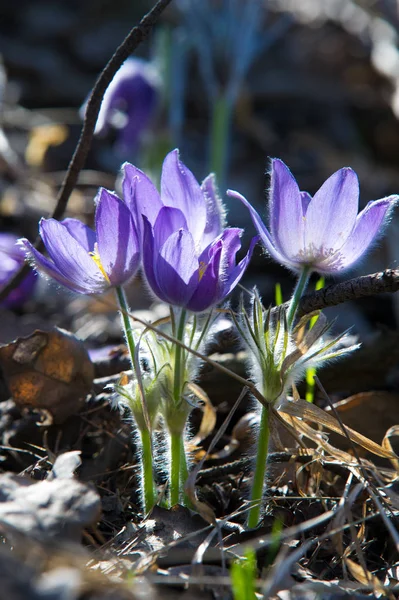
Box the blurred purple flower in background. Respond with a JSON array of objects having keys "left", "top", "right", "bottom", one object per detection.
[
  {"left": 82, "top": 57, "right": 160, "bottom": 155},
  {"left": 0, "top": 233, "right": 36, "bottom": 308},
  {"left": 229, "top": 158, "right": 398, "bottom": 275},
  {"left": 124, "top": 149, "right": 256, "bottom": 312},
  {"left": 21, "top": 189, "right": 140, "bottom": 294}
]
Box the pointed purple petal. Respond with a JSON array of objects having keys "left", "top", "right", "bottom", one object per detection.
[
  {"left": 221, "top": 235, "right": 259, "bottom": 300},
  {"left": 122, "top": 162, "right": 163, "bottom": 239},
  {"left": 330, "top": 196, "right": 398, "bottom": 271},
  {"left": 153, "top": 206, "right": 188, "bottom": 250},
  {"left": 269, "top": 158, "right": 305, "bottom": 259},
  {"left": 304, "top": 167, "right": 359, "bottom": 253},
  {"left": 161, "top": 149, "right": 207, "bottom": 247},
  {"left": 95, "top": 188, "right": 140, "bottom": 286},
  {"left": 142, "top": 216, "right": 163, "bottom": 300},
  {"left": 20, "top": 238, "right": 103, "bottom": 294},
  {"left": 227, "top": 189, "right": 287, "bottom": 265},
  {"left": 200, "top": 174, "right": 225, "bottom": 249},
  {"left": 39, "top": 219, "right": 106, "bottom": 292},
  {"left": 300, "top": 191, "right": 312, "bottom": 216},
  {"left": 154, "top": 229, "right": 199, "bottom": 306},
  {"left": 187, "top": 242, "right": 223, "bottom": 312},
  {"left": 60, "top": 218, "right": 96, "bottom": 252},
  {"left": 200, "top": 227, "right": 243, "bottom": 275}
]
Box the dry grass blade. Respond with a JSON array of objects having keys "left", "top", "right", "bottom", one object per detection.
[{"left": 279, "top": 397, "right": 395, "bottom": 459}]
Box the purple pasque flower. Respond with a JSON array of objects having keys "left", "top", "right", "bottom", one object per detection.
[
  {"left": 228, "top": 158, "right": 398, "bottom": 275},
  {"left": 0, "top": 233, "right": 37, "bottom": 308},
  {"left": 123, "top": 149, "right": 256, "bottom": 312},
  {"left": 20, "top": 189, "right": 140, "bottom": 294},
  {"left": 83, "top": 57, "right": 160, "bottom": 155}
]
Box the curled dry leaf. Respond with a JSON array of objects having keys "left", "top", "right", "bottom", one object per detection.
[
  {"left": 187, "top": 383, "right": 217, "bottom": 446},
  {"left": 0, "top": 327, "right": 94, "bottom": 423}
]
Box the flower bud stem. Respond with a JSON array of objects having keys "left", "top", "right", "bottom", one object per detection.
[
  {"left": 115, "top": 286, "right": 155, "bottom": 513},
  {"left": 247, "top": 403, "right": 270, "bottom": 529},
  {"left": 169, "top": 308, "right": 188, "bottom": 506},
  {"left": 287, "top": 266, "right": 311, "bottom": 328},
  {"left": 141, "top": 427, "right": 156, "bottom": 512}
]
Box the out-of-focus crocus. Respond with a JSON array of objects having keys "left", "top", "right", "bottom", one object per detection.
[
  {"left": 123, "top": 149, "right": 257, "bottom": 312},
  {"left": 0, "top": 233, "right": 36, "bottom": 308},
  {"left": 228, "top": 158, "right": 398, "bottom": 275},
  {"left": 83, "top": 57, "right": 160, "bottom": 155},
  {"left": 20, "top": 189, "right": 140, "bottom": 294}
]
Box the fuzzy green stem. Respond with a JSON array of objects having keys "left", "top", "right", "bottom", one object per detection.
[
  {"left": 210, "top": 93, "right": 233, "bottom": 188},
  {"left": 173, "top": 309, "right": 187, "bottom": 405},
  {"left": 115, "top": 287, "right": 155, "bottom": 513},
  {"left": 287, "top": 266, "right": 311, "bottom": 328},
  {"left": 247, "top": 404, "right": 270, "bottom": 529},
  {"left": 169, "top": 308, "right": 188, "bottom": 506},
  {"left": 140, "top": 427, "right": 156, "bottom": 512},
  {"left": 170, "top": 432, "right": 182, "bottom": 506},
  {"left": 115, "top": 286, "right": 136, "bottom": 367}
]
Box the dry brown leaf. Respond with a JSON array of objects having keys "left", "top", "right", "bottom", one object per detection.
[
  {"left": 279, "top": 397, "right": 395, "bottom": 459},
  {"left": 345, "top": 558, "right": 389, "bottom": 597},
  {"left": 326, "top": 391, "right": 399, "bottom": 447},
  {"left": 0, "top": 327, "right": 94, "bottom": 423}
]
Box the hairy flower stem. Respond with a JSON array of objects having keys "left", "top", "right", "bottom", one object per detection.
[
  {"left": 115, "top": 286, "right": 136, "bottom": 363},
  {"left": 247, "top": 404, "right": 270, "bottom": 529},
  {"left": 210, "top": 93, "right": 232, "bottom": 189},
  {"left": 169, "top": 308, "right": 188, "bottom": 505},
  {"left": 140, "top": 428, "right": 156, "bottom": 512},
  {"left": 287, "top": 266, "right": 311, "bottom": 328},
  {"left": 170, "top": 433, "right": 182, "bottom": 506},
  {"left": 115, "top": 286, "right": 155, "bottom": 513}
]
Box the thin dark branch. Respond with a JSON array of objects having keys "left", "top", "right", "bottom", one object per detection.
[
  {"left": 297, "top": 268, "right": 399, "bottom": 317},
  {"left": 0, "top": 0, "right": 172, "bottom": 303}
]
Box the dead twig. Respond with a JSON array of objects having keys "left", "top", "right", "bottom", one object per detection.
[{"left": 298, "top": 268, "right": 399, "bottom": 317}]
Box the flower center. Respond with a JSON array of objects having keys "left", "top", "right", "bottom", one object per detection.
[
  {"left": 89, "top": 244, "right": 110, "bottom": 283},
  {"left": 295, "top": 244, "right": 344, "bottom": 269}
]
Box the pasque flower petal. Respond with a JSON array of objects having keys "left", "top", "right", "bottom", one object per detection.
[
  {"left": 153, "top": 206, "right": 188, "bottom": 250},
  {"left": 60, "top": 218, "right": 96, "bottom": 252},
  {"left": 227, "top": 189, "right": 286, "bottom": 265},
  {"left": 39, "top": 219, "right": 106, "bottom": 291},
  {"left": 331, "top": 196, "right": 398, "bottom": 271},
  {"left": 142, "top": 216, "right": 163, "bottom": 300},
  {"left": 304, "top": 167, "right": 359, "bottom": 253},
  {"left": 95, "top": 188, "right": 140, "bottom": 286},
  {"left": 21, "top": 238, "right": 103, "bottom": 294},
  {"left": 154, "top": 229, "right": 199, "bottom": 306},
  {"left": 222, "top": 234, "right": 259, "bottom": 299},
  {"left": 187, "top": 241, "right": 223, "bottom": 312},
  {"left": 269, "top": 159, "right": 305, "bottom": 260},
  {"left": 0, "top": 234, "right": 37, "bottom": 308},
  {"left": 201, "top": 174, "right": 225, "bottom": 249},
  {"left": 161, "top": 150, "right": 207, "bottom": 248},
  {"left": 122, "top": 162, "right": 163, "bottom": 238}
]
